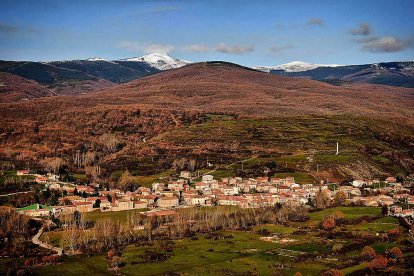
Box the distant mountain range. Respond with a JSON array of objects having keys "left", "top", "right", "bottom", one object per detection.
[
  {"left": 0, "top": 53, "right": 189, "bottom": 101},
  {"left": 253, "top": 61, "right": 341, "bottom": 73},
  {"left": 254, "top": 61, "right": 414, "bottom": 88},
  {"left": 0, "top": 53, "right": 413, "bottom": 102}
]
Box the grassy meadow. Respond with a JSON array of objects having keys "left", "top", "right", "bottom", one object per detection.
[{"left": 33, "top": 206, "right": 413, "bottom": 275}]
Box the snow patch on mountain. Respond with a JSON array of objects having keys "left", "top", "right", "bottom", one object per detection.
[
  {"left": 119, "top": 53, "right": 190, "bottom": 70},
  {"left": 86, "top": 57, "right": 108, "bottom": 61},
  {"left": 254, "top": 61, "right": 342, "bottom": 73}
]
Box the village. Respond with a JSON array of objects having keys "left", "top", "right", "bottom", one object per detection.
[{"left": 14, "top": 169, "right": 414, "bottom": 223}]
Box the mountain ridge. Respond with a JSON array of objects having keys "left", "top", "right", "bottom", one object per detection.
[
  {"left": 259, "top": 60, "right": 414, "bottom": 88},
  {"left": 1, "top": 55, "right": 414, "bottom": 103}
]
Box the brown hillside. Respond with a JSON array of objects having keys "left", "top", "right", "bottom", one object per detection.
[
  {"left": 0, "top": 72, "right": 56, "bottom": 103},
  {"left": 0, "top": 62, "right": 413, "bottom": 177},
  {"left": 94, "top": 62, "right": 414, "bottom": 122}
]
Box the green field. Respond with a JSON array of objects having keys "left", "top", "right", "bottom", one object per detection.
[
  {"left": 85, "top": 208, "right": 148, "bottom": 223},
  {"left": 308, "top": 207, "right": 381, "bottom": 223},
  {"left": 32, "top": 206, "right": 412, "bottom": 275},
  {"left": 273, "top": 172, "right": 316, "bottom": 184}
]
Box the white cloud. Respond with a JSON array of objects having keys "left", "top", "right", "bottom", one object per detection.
[
  {"left": 357, "top": 36, "right": 414, "bottom": 53},
  {"left": 118, "top": 41, "right": 175, "bottom": 54},
  {"left": 215, "top": 43, "right": 254, "bottom": 54},
  {"left": 183, "top": 44, "right": 210, "bottom": 52},
  {"left": 350, "top": 23, "right": 372, "bottom": 36}
]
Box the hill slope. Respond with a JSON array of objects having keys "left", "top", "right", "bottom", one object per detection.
[
  {"left": 95, "top": 62, "right": 414, "bottom": 122},
  {"left": 0, "top": 72, "right": 55, "bottom": 102},
  {"left": 0, "top": 62, "right": 413, "bottom": 179}
]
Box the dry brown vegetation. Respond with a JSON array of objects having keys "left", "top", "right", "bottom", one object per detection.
[
  {"left": 99, "top": 62, "right": 414, "bottom": 122},
  {"left": 0, "top": 62, "right": 413, "bottom": 178},
  {"left": 0, "top": 72, "right": 56, "bottom": 102}
]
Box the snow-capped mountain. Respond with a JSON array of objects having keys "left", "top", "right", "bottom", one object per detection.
[
  {"left": 119, "top": 53, "right": 190, "bottom": 70},
  {"left": 254, "top": 61, "right": 341, "bottom": 73},
  {"left": 86, "top": 57, "right": 108, "bottom": 61},
  {"left": 254, "top": 61, "right": 414, "bottom": 88}
]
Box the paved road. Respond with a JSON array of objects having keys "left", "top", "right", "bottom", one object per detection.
[{"left": 32, "top": 222, "right": 63, "bottom": 256}]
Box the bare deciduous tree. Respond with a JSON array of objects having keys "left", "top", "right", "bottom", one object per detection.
[
  {"left": 99, "top": 133, "right": 120, "bottom": 153},
  {"left": 42, "top": 157, "right": 65, "bottom": 175}
]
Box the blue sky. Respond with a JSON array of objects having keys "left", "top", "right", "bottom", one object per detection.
[{"left": 0, "top": 0, "right": 413, "bottom": 66}]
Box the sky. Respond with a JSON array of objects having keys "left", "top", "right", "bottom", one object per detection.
[{"left": 0, "top": 0, "right": 413, "bottom": 66}]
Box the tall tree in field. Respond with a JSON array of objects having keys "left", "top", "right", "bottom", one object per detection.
[
  {"left": 315, "top": 190, "right": 331, "bottom": 209},
  {"left": 42, "top": 157, "right": 65, "bottom": 175},
  {"left": 118, "top": 169, "right": 135, "bottom": 191},
  {"left": 99, "top": 133, "right": 120, "bottom": 153},
  {"left": 333, "top": 191, "right": 347, "bottom": 206},
  {"left": 62, "top": 224, "right": 80, "bottom": 254}
]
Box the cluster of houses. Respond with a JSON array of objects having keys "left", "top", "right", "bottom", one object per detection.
[{"left": 15, "top": 170, "right": 414, "bottom": 221}]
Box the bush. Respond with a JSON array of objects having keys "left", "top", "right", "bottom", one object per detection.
[
  {"left": 41, "top": 255, "right": 61, "bottom": 264},
  {"left": 361, "top": 246, "right": 376, "bottom": 260},
  {"left": 333, "top": 211, "right": 345, "bottom": 221},
  {"left": 159, "top": 242, "right": 174, "bottom": 253},
  {"left": 388, "top": 228, "right": 401, "bottom": 240},
  {"left": 142, "top": 249, "right": 169, "bottom": 263},
  {"left": 321, "top": 268, "right": 343, "bottom": 276},
  {"left": 257, "top": 228, "right": 271, "bottom": 236},
  {"left": 388, "top": 247, "right": 403, "bottom": 259},
  {"left": 24, "top": 258, "right": 36, "bottom": 266},
  {"left": 321, "top": 216, "right": 336, "bottom": 230},
  {"left": 107, "top": 249, "right": 116, "bottom": 260},
  {"left": 332, "top": 243, "right": 343, "bottom": 252},
  {"left": 369, "top": 255, "right": 388, "bottom": 271}
]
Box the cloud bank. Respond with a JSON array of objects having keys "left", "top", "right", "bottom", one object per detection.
[
  {"left": 118, "top": 41, "right": 175, "bottom": 54},
  {"left": 215, "top": 43, "right": 254, "bottom": 54},
  {"left": 358, "top": 36, "right": 414, "bottom": 53}
]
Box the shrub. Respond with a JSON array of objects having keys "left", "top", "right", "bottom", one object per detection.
[
  {"left": 142, "top": 249, "right": 169, "bottom": 263},
  {"left": 257, "top": 228, "right": 271, "bottom": 236},
  {"left": 24, "top": 258, "right": 35, "bottom": 266},
  {"left": 388, "top": 247, "right": 403, "bottom": 259},
  {"left": 361, "top": 246, "right": 376, "bottom": 260},
  {"left": 159, "top": 243, "right": 174, "bottom": 253},
  {"left": 321, "top": 216, "right": 336, "bottom": 230},
  {"left": 41, "top": 255, "right": 61, "bottom": 264},
  {"left": 333, "top": 211, "right": 345, "bottom": 221},
  {"left": 107, "top": 249, "right": 116, "bottom": 260},
  {"left": 108, "top": 256, "right": 122, "bottom": 270},
  {"left": 369, "top": 255, "right": 388, "bottom": 271},
  {"left": 332, "top": 243, "right": 343, "bottom": 252},
  {"left": 321, "top": 268, "right": 343, "bottom": 276},
  {"left": 388, "top": 228, "right": 401, "bottom": 240}
]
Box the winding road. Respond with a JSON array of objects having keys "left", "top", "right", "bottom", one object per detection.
[{"left": 32, "top": 222, "right": 63, "bottom": 256}]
